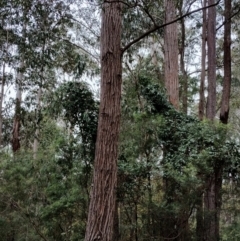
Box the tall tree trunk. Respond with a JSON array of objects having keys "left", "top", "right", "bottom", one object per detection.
[
  {"left": 206, "top": 0, "right": 216, "bottom": 121},
  {"left": 84, "top": 1, "right": 122, "bottom": 241},
  {"left": 179, "top": 0, "right": 188, "bottom": 114},
  {"left": 199, "top": 0, "right": 207, "bottom": 121},
  {"left": 220, "top": 0, "right": 231, "bottom": 124},
  {"left": 214, "top": 0, "right": 231, "bottom": 239},
  {"left": 196, "top": 2, "right": 207, "bottom": 239},
  {"left": 0, "top": 19, "right": 9, "bottom": 147},
  {"left": 0, "top": 64, "right": 5, "bottom": 147},
  {"left": 12, "top": 7, "right": 27, "bottom": 153},
  {"left": 33, "top": 88, "right": 42, "bottom": 159},
  {"left": 164, "top": 0, "right": 179, "bottom": 109},
  {"left": 12, "top": 63, "right": 24, "bottom": 153},
  {"left": 204, "top": 1, "right": 217, "bottom": 240}
]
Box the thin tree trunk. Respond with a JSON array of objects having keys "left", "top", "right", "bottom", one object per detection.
[
  {"left": 220, "top": 0, "right": 231, "bottom": 124},
  {"left": 33, "top": 88, "right": 42, "bottom": 159},
  {"left": 0, "top": 19, "right": 9, "bottom": 147},
  {"left": 0, "top": 64, "right": 5, "bottom": 147},
  {"left": 214, "top": 0, "right": 232, "bottom": 239},
  {"left": 197, "top": 1, "right": 207, "bottom": 239},
  {"left": 199, "top": 0, "right": 207, "bottom": 120},
  {"left": 150, "top": 37, "right": 163, "bottom": 83},
  {"left": 179, "top": 1, "right": 188, "bottom": 114},
  {"left": 84, "top": 1, "right": 122, "bottom": 240},
  {"left": 134, "top": 201, "right": 138, "bottom": 241},
  {"left": 12, "top": 9, "right": 27, "bottom": 153},
  {"left": 204, "top": 1, "right": 217, "bottom": 240},
  {"left": 196, "top": 194, "right": 204, "bottom": 241},
  {"left": 12, "top": 63, "right": 24, "bottom": 153},
  {"left": 164, "top": 0, "right": 179, "bottom": 109},
  {"left": 206, "top": 0, "right": 216, "bottom": 121}
]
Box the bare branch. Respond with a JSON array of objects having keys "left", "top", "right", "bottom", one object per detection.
[
  {"left": 216, "top": 4, "right": 240, "bottom": 31},
  {"left": 62, "top": 38, "right": 99, "bottom": 62},
  {"left": 142, "top": 6, "right": 157, "bottom": 27}
]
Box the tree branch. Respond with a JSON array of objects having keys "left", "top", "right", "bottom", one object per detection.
[
  {"left": 122, "top": 0, "right": 221, "bottom": 54},
  {"left": 62, "top": 38, "right": 99, "bottom": 62},
  {"left": 103, "top": 0, "right": 139, "bottom": 8},
  {"left": 216, "top": 4, "right": 240, "bottom": 31}
]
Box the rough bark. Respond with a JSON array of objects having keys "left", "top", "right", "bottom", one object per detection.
[
  {"left": 206, "top": 0, "right": 216, "bottom": 121},
  {"left": 197, "top": 2, "right": 207, "bottom": 237},
  {"left": 204, "top": 1, "right": 218, "bottom": 240},
  {"left": 220, "top": 0, "right": 231, "bottom": 124},
  {"left": 84, "top": 1, "right": 122, "bottom": 241},
  {"left": 164, "top": 0, "right": 179, "bottom": 109},
  {"left": 199, "top": 0, "right": 207, "bottom": 121},
  {"left": 213, "top": 0, "right": 231, "bottom": 239},
  {"left": 179, "top": 2, "right": 188, "bottom": 114}
]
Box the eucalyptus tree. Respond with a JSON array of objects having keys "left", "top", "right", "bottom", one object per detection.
[
  {"left": 84, "top": 1, "right": 221, "bottom": 240},
  {"left": 198, "top": 0, "right": 207, "bottom": 120},
  {"left": 164, "top": 0, "right": 179, "bottom": 109},
  {"left": 0, "top": 0, "right": 86, "bottom": 153}
]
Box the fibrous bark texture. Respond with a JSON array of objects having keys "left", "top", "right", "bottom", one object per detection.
[
  {"left": 164, "top": 0, "right": 179, "bottom": 109},
  {"left": 220, "top": 0, "right": 231, "bottom": 124},
  {"left": 199, "top": 0, "right": 207, "bottom": 120},
  {"left": 84, "top": 1, "right": 122, "bottom": 241},
  {"left": 204, "top": 2, "right": 218, "bottom": 240},
  {"left": 206, "top": 0, "right": 216, "bottom": 121}
]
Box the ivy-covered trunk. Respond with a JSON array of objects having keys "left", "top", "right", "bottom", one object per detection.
[{"left": 84, "top": 1, "right": 122, "bottom": 241}]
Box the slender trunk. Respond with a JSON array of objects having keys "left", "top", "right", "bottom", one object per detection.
[
  {"left": 12, "top": 63, "right": 24, "bottom": 153},
  {"left": 134, "top": 201, "right": 138, "bottom": 241},
  {"left": 164, "top": 0, "right": 179, "bottom": 109},
  {"left": 199, "top": 0, "right": 207, "bottom": 120},
  {"left": 214, "top": 0, "right": 232, "bottom": 239},
  {"left": 33, "top": 88, "right": 42, "bottom": 159},
  {"left": 204, "top": 1, "right": 218, "bottom": 240},
  {"left": 12, "top": 9, "right": 27, "bottom": 153},
  {"left": 206, "top": 0, "right": 216, "bottom": 121},
  {"left": 0, "top": 64, "right": 5, "bottom": 147},
  {"left": 84, "top": 1, "right": 122, "bottom": 241},
  {"left": 179, "top": 2, "right": 188, "bottom": 114},
  {"left": 197, "top": 2, "right": 207, "bottom": 239},
  {"left": 147, "top": 160, "right": 152, "bottom": 238},
  {"left": 33, "top": 15, "right": 46, "bottom": 158},
  {"left": 150, "top": 37, "right": 163, "bottom": 83},
  {"left": 0, "top": 19, "right": 9, "bottom": 147},
  {"left": 196, "top": 194, "right": 204, "bottom": 241},
  {"left": 220, "top": 0, "right": 231, "bottom": 124}
]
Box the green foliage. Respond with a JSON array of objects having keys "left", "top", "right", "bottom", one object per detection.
[
  {"left": 0, "top": 122, "right": 90, "bottom": 240},
  {"left": 48, "top": 81, "right": 98, "bottom": 159},
  {"left": 119, "top": 69, "right": 240, "bottom": 240}
]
